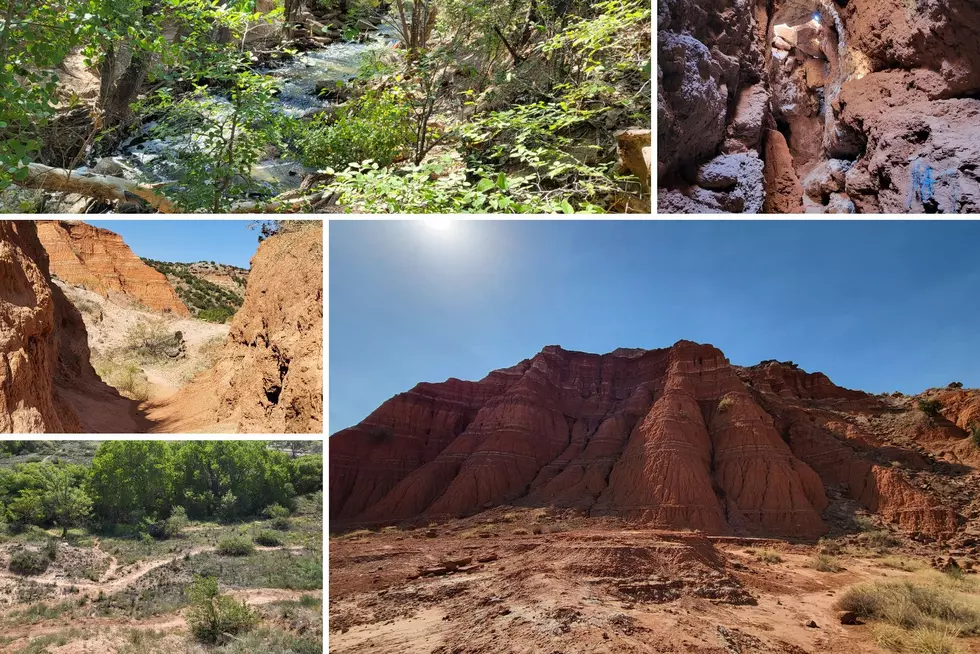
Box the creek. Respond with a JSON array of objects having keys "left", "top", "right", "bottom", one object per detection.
[{"left": 94, "top": 25, "right": 398, "bottom": 201}]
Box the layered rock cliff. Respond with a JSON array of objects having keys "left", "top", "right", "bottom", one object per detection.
[
  {"left": 149, "top": 224, "right": 322, "bottom": 433},
  {"left": 330, "top": 342, "right": 960, "bottom": 540},
  {"left": 0, "top": 221, "right": 139, "bottom": 433},
  {"left": 658, "top": 0, "right": 980, "bottom": 213},
  {"left": 36, "top": 221, "right": 190, "bottom": 315}
]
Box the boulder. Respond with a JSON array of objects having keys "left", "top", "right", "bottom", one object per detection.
[{"left": 616, "top": 129, "right": 651, "bottom": 191}]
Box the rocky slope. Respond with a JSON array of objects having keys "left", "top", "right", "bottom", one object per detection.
[
  {"left": 149, "top": 224, "right": 322, "bottom": 433},
  {"left": 330, "top": 341, "right": 969, "bottom": 541},
  {"left": 142, "top": 258, "right": 247, "bottom": 322},
  {"left": 36, "top": 221, "right": 190, "bottom": 315},
  {"left": 0, "top": 221, "right": 138, "bottom": 433},
  {"left": 658, "top": 0, "right": 980, "bottom": 213}
]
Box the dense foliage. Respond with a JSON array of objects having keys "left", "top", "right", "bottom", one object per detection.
[
  {"left": 0, "top": 442, "right": 322, "bottom": 533},
  {"left": 5, "top": 0, "right": 649, "bottom": 212},
  {"left": 142, "top": 257, "right": 246, "bottom": 322}
]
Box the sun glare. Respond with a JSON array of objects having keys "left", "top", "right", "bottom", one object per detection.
[{"left": 424, "top": 219, "right": 452, "bottom": 231}]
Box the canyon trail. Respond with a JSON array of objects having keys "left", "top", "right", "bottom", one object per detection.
[{"left": 0, "top": 220, "right": 323, "bottom": 434}]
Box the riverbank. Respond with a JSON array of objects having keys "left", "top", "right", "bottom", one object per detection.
[{"left": 3, "top": 0, "right": 651, "bottom": 213}]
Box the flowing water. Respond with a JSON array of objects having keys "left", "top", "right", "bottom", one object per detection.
[{"left": 96, "top": 26, "right": 398, "bottom": 201}]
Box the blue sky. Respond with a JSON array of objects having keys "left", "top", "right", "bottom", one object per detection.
[
  {"left": 329, "top": 220, "right": 980, "bottom": 434},
  {"left": 85, "top": 220, "right": 260, "bottom": 269}
]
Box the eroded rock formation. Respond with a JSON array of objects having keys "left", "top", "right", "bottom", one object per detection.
[
  {"left": 330, "top": 341, "right": 960, "bottom": 540},
  {"left": 150, "top": 224, "right": 323, "bottom": 433},
  {"left": 658, "top": 0, "right": 980, "bottom": 213},
  {"left": 0, "top": 221, "right": 139, "bottom": 433},
  {"left": 36, "top": 220, "right": 189, "bottom": 315}
]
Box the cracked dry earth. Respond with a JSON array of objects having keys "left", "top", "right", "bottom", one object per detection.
[
  {"left": 0, "top": 541, "right": 319, "bottom": 651},
  {"left": 329, "top": 509, "right": 980, "bottom": 653}
]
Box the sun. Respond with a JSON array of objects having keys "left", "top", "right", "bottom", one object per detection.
[{"left": 423, "top": 218, "right": 452, "bottom": 231}]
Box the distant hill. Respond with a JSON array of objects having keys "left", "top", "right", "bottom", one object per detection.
[{"left": 142, "top": 259, "right": 249, "bottom": 323}]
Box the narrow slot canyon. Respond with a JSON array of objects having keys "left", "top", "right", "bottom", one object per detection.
[{"left": 658, "top": 0, "right": 980, "bottom": 213}]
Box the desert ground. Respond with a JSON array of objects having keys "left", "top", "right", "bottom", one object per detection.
[{"left": 330, "top": 507, "right": 980, "bottom": 654}]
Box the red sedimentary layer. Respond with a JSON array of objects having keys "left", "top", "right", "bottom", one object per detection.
[
  {"left": 330, "top": 342, "right": 960, "bottom": 539},
  {"left": 0, "top": 221, "right": 139, "bottom": 433},
  {"left": 36, "top": 220, "right": 189, "bottom": 316}
]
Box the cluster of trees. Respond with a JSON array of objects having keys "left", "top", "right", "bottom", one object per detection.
[
  {"left": 4, "top": 0, "right": 650, "bottom": 212},
  {"left": 0, "top": 442, "right": 322, "bottom": 535},
  {"left": 142, "top": 258, "right": 245, "bottom": 322}
]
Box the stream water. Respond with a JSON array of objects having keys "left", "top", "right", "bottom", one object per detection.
[{"left": 97, "top": 25, "right": 398, "bottom": 200}]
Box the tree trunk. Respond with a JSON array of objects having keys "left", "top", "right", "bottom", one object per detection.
[
  {"left": 15, "top": 163, "right": 177, "bottom": 212},
  {"left": 101, "top": 52, "right": 151, "bottom": 131}
]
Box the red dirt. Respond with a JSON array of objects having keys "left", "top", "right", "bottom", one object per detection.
[
  {"left": 329, "top": 510, "right": 936, "bottom": 654},
  {"left": 149, "top": 224, "right": 323, "bottom": 433}
]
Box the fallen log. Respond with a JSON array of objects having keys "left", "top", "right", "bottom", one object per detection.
[{"left": 15, "top": 163, "right": 177, "bottom": 213}]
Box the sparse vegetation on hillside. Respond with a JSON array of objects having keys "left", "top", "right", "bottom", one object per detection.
[
  {"left": 142, "top": 258, "right": 247, "bottom": 323},
  {"left": 918, "top": 398, "right": 944, "bottom": 419}
]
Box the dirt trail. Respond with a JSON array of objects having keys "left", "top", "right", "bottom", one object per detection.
[{"left": 1, "top": 543, "right": 320, "bottom": 647}]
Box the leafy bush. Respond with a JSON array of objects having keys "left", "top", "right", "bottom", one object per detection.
[
  {"left": 187, "top": 575, "right": 259, "bottom": 644},
  {"left": 217, "top": 536, "right": 255, "bottom": 556},
  {"left": 164, "top": 506, "right": 188, "bottom": 538},
  {"left": 948, "top": 382, "right": 964, "bottom": 389},
  {"left": 264, "top": 503, "right": 291, "bottom": 531},
  {"left": 198, "top": 307, "right": 236, "bottom": 323},
  {"left": 325, "top": 154, "right": 577, "bottom": 213},
  {"left": 291, "top": 455, "right": 323, "bottom": 495},
  {"left": 918, "top": 398, "right": 944, "bottom": 419},
  {"left": 254, "top": 530, "right": 283, "bottom": 547},
  {"left": 9, "top": 549, "right": 51, "bottom": 575},
  {"left": 297, "top": 89, "right": 415, "bottom": 170}
]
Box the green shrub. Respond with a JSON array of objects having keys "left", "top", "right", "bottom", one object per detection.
[
  {"left": 254, "top": 530, "right": 283, "bottom": 547},
  {"left": 164, "top": 506, "right": 188, "bottom": 538},
  {"left": 948, "top": 382, "right": 964, "bottom": 389},
  {"left": 198, "top": 307, "right": 236, "bottom": 323},
  {"left": 264, "top": 503, "right": 292, "bottom": 531},
  {"left": 297, "top": 89, "right": 415, "bottom": 170},
  {"left": 9, "top": 549, "right": 51, "bottom": 575},
  {"left": 187, "top": 575, "right": 258, "bottom": 644},
  {"left": 919, "top": 398, "right": 944, "bottom": 419},
  {"left": 217, "top": 536, "right": 255, "bottom": 557}
]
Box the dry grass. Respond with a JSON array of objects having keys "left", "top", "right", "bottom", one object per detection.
[
  {"left": 872, "top": 623, "right": 962, "bottom": 654},
  {"left": 93, "top": 352, "right": 149, "bottom": 401},
  {"left": 808, "top": 554, "right": 844, "bottom": 572},
  {"left": 835, "top": 572, "right": 980, "bottom": 651},
  {"left": 882, "top": 557, "right": 928, "bottom": 573},
  {"left": 756, "top": 549, "right": 783, "bottom": 564}
]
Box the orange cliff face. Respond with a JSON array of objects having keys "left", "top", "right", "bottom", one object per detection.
[
  {"left": 36, "top": 221, "right": 189, "bottom": 317},
  {"left": 330, "top": 342, "right": 960, "bottom": 542}
]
